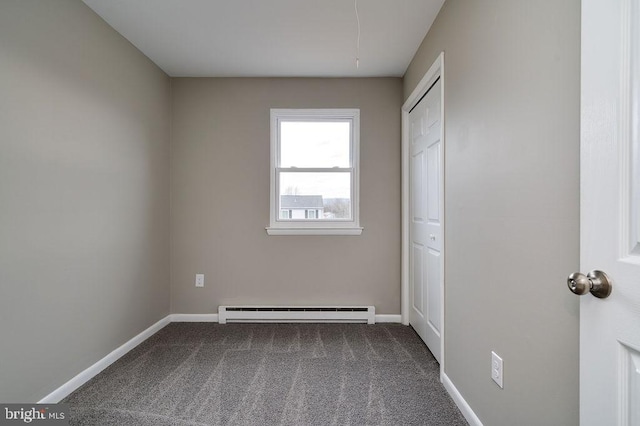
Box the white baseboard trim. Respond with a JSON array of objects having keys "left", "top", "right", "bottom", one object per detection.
[
  {"left": 38, "top": 315, "right": 171, "bottom": 404},
  {"left": 374, "top": 314, "right": 402, "bottom": 323},
  {"left": 170, "top": 313, "right": 219, "bottom": 322},
  {"left": 442, "top": 372, "right": 483, "bottom": 426}
]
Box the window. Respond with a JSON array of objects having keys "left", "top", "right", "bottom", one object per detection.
[
  {"left": 267, "top": 109, "right": 362, "bottom": 235},
  {"left": 280, "top": 210, "right": 291, "bottom": 219}
]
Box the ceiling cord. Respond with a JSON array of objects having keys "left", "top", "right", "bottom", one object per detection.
[{"left": 355, "top": 0, "right": 360, "bottom": 68}]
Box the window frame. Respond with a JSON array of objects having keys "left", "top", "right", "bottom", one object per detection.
[{"left": 266, "top": 108, "right": 362, "bottom": 236}]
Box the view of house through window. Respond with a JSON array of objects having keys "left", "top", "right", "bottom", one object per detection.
[
  {"left": 268, "top": 109, "right": 361, "bottom": 234},
  {"left": 279, "top": 172, "right": 351, "bottom": 220}
]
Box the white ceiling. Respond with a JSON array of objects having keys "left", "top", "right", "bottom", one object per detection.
[{"left": 82, "top": 0, "right": 444, "bottom": 77}]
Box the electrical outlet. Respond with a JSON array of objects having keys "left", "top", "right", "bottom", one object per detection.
[
  {"left": 195, "top": 274, "right": 204, "bottom": 287},
  {"left": 491, "top": 351, "right": 503, "bottom": 388}
]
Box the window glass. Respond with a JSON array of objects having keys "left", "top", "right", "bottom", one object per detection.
[
  {"left": 279, "top": 172, "right": 351, "bottom": 220},
  {"left": 280, "top": 121, "right": 350, "bottom": 168}
]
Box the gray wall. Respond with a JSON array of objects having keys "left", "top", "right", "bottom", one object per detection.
[
  {"left": 404, "top": 1, "right": 580, "bottom": 425},
  {"left": 170, "top": 78, "right": 402, "bottom": 314},
  {"left": 0, "top": 0, "right": 171, "bottom": 402}
]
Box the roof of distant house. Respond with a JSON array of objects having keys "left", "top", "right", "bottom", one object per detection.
[{"left": 281, "top": 195, "right": 324, "bottom": 209}]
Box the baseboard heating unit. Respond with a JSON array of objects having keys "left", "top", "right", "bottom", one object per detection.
[{"left": 218, "top": 306, "right": 375, "bottom": 324}]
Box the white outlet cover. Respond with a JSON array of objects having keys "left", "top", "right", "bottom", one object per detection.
[
  {"left": 195, "top": 274, "right": 204, "bottom": 287},
  {"left": 491, "top": 351, "right": 504, "bottom": 388}
]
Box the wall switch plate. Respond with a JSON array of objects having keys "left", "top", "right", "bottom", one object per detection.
[
  {"left": 195, "top": 274, "right": 204, "bottom": 287},
  {"left": 491, "top": 351, "right": 504, "bottom": 388}
]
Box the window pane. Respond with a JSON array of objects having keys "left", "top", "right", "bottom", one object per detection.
[
  {"left": 280, "top": 121, "right": 350, "bottom": 168},
  {"left": 279, "top": 172, "right": 351, "bottom": 220}
]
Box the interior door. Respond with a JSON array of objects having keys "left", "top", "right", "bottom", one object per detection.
[
  {"left": 579, "top": 0, "right": 640, "bottom": 424},
  {"left": 409, "top": 78, "right": 442, "bottom": 363}
]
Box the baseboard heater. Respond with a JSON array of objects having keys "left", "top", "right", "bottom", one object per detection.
[{"left": 218, "top": 306, "right": 375, "bottom": 324}]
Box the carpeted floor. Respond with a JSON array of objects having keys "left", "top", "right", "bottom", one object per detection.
[{"left": 64, "top": 323, "right": 468, "bottom": 425}]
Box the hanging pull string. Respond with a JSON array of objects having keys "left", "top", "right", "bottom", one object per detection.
[{"left": 355, "top": 0, "right": 360, "bottom": 68}]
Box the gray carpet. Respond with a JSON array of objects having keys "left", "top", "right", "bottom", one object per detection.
[{"left": 64, "top": 323, "right": 468, "bottom": 426}]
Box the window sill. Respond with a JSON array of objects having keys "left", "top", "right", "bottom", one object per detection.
[{"left": 265, "top": 227, "right": 363, "bottom": 236}]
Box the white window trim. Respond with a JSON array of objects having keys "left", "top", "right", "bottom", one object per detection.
[{"left": 266, "top": 108, "right": 362, "bottom": 236}]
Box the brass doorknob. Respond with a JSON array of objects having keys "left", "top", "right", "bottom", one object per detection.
[{"left": 567, "top": 270, "right": 612, "bottom": 299}]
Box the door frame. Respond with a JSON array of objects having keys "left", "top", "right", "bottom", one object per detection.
[{"left": 401, "top": 52, "right": 445, "bottom": 374}]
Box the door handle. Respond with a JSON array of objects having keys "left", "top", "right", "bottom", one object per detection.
[{"left": 567, "top": 270, "right": 612, "bottom": 299}]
